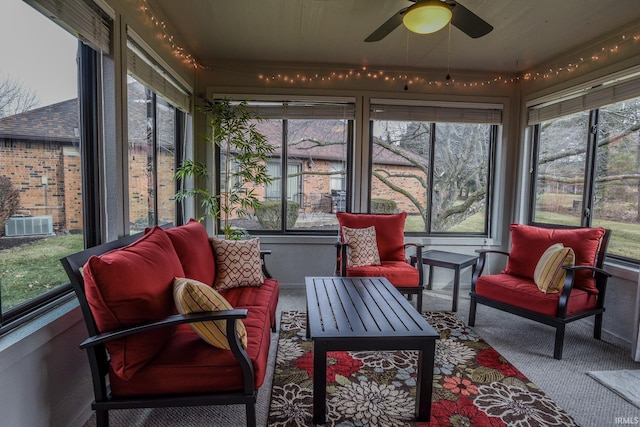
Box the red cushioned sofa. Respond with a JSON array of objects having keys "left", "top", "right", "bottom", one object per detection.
[
  {"left": 61, "top": 220, "right": 279, "bottom": 427},
  {"left": 468, "top": 224, "right": 611, "bottom": 359}
]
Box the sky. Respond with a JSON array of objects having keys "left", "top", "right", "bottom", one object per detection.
[{"left": 0, "top": 0, "right": 79, "bottom": 108}]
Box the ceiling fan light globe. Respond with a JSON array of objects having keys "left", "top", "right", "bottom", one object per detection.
[{"left": 403, "top": 2, "right": 452, "bottom": 34}]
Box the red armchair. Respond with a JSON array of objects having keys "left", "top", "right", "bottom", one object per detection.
[
  {"left": 335, "top": 212, "right": 426, "bottom": 311},
  {"left": 469, "top": 224, "right": 611, "bottom": 359}
]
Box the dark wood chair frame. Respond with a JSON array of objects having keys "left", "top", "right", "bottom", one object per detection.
[
  {"left": 60, "top": 230, "right": 274, "bottom": 427},
  {"left": 336, "top": 241, "right": 425, "bottom": 312},
  {"left": 468, "top": 228, "right": 612, "bottom": 359}
]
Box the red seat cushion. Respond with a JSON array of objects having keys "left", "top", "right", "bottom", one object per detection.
[
  {"left": 475, "top": 274, "right": 597, "bottom": 317},
  {"left": 336, "top": 212, "right": 407, "bottom": 261},
  {"left": 109, "top": 305, "right": 272, "bottom": 396},
  {"left": 83, "top": 226, "right": 185, "bottom": 380},
  {"left": 347, "top": 261, "right": 420, "bottom": 287},
  {"left": 165, "top": 219, "right": 216, "bottom": 286},
  {"left": 222, "top": 278, "right": 280, "bottom": 328},
  {"left": 505, "top": 224, "right": 605, "bottom": 294}
]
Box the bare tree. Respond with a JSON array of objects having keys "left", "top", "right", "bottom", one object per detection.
[
  {"left": 0, "top": 74, "right": 39, "bottom": 118},
  {"left": 372, "top": 121, "right": 490, "bottom": 232},
  {"left": 0, "top": 176, "right": 20, "bottom": 236}
]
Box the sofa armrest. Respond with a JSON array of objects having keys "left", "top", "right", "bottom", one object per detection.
[
  {"left": 405, "top": 243, "right": 425, "bottom": 286},
  {"left": 260, "top": 249, "right": 273, "bottom": 278},
  {"left": 335, "top": 240, "right": 347, "bottom": 276},
  {"left": 472, "top": 249, "right": 510, "bottom": 289},
  {"left": 81, "top": 308, "right": 255, "bottom": 396},
  {"left": 80, "top": 309, "right": 248, "bottom": 349},
  {"left": 557, "top": 265, "right": 613, "bottom": 316}
]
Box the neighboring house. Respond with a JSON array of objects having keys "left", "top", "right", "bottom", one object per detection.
[
  {"left": 0, "top": 100, "right": 427, "bottom": 234},
  {"left": 0, "top": 83, "right": 176, "bottom": 234},
  {"left": 0, "top": 99, "right": 82, "bottom": 232},
  {"left": 248, "top": 119, "right": 428, "bottom": 217}
]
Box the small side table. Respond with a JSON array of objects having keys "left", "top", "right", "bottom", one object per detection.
[{"left": 410, "top": 250, "right": 478, "bottom": 312}]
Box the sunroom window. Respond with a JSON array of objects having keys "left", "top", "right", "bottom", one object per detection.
[
  {"left": 528, "top": 73, "right": 640, "bottom": 261},
  {"left": 369, "top": 101, "right": 501, "bottom": 234},
  {"left": 216, "top": 99, "right": 354, "bottom": 233},
  {"left": 126, "top": 39, "right": 190, "bottom": 233},
  {"left": 0, "top": 0, "right": 109, "bottom": 330}
]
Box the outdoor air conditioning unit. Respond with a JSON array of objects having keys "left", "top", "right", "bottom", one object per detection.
[{"left": 4, "top": 215, "right": 54, "bottom": 237}]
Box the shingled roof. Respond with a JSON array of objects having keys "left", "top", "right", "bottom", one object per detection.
[
  {"left": 257, "top": 118, "right": 424, "bottom": 166},
  {"left": 0, "top": 98, "right": 79, "bottom": 143},
  {"left": 0, "top": 98, "right": 426, "bottom": 167}
]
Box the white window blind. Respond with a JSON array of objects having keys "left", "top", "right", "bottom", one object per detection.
[
  {"left": 528, "top": 74, "right": 640, "bottom": 125},
  {"left": 127, "top": 42, "right": 191, "bottom": 113},
  {"left": 246, "top": 102, "right": 356, "bottom": 120},
  {"left": 370, "top": 103, "right": 502, "bottom": 124},
  {"left": 25, "top": 0, "right": 111, "bottom": 53}
]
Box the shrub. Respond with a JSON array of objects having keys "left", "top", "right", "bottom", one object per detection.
[
  {"left": 255, "top": 200, "right": 299, "bottom": 229},
  {"left": 0, "top": 176, "right": 20, "bottom": 236},
  {"left": 371, "top": 198, "right": 397, "bottom": 214}
]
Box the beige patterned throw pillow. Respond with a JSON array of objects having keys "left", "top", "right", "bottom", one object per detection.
[
  {"left": 210, "top": 238, "right": 264, "bottom": 290},
  {"left": 342, "top": 226, "right": 381, "bottom": 267},
  {"left": 173, "top": 277, "right": 248, "bottom": 349}
]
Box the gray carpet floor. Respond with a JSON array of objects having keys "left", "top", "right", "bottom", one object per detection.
[{"left": 84, "top": 285, "right": 640, "bottom": 427}]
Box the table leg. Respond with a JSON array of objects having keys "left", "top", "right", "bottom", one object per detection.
[
  {"left": 313, "top": 341, "right": 327, "bottom": 424},
  {"left": 427, "top": 264, "right": 434, "bottom": 291},
  {"left": 452, "top": 267, "right": 460, "bottom": 312},
  {"left": 416, "top": 340, "right": 436, "bottom": 421}
]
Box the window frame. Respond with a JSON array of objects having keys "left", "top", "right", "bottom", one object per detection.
[
  {"left": 527, "top": 87, "right": 640, "bottom": 263},
  {"left": 0, "top": 42, "right": 101, "bottom": 333},
  {"left": 213, "top": 98, "right": 356, "bottom": 235},
  {"left": 126, "top": 78, "right": 183, "bottom": 232},
  {"left": 367, "top": 110, "right": 499, "bottom": 237}
]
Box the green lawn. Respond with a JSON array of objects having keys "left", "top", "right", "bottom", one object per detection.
[
  {"left": 405, "top": 212, "right": 485, "bottom": 233},
  {"left": 0, "top": 234, "right": 84, "bottom": 311},
  {"left": 408, "top": 208, "right": 639, "bottom": 259},
  {"left": 535, "top": 211, "right": 640, "bottom": 259},
  {"left": 1, "top": 209, "right": 638, "bottom": 312}
]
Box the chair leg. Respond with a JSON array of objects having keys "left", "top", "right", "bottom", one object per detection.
[
  {"left": 416, "top": 289, "right": 423, "bottom": 313},
  {"left": 554, "top": 324, "right": 565, "bottom": 360},
  {"left": 246, "top": 402, "right": 256, "bottom": 427},
  {"left": 594, "top": 313, "right": 603, "bottom": 340},
  {"left": 468, "top": 296, "right": 477, "bottom": 326},
  {"left": 95, "top": 410, "right": 108, "bottom": 427}
]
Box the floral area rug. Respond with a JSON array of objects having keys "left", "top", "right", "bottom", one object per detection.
[{"left": 267, "top": 311, "right": 578, "bottom": 427}]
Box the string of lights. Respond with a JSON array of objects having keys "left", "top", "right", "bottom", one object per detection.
[
  {"left": 138, "top": 0, "right": 639, "bottom": 88},
  {"left": 139, "top": 0, "right": 204, "bottom": 69}
]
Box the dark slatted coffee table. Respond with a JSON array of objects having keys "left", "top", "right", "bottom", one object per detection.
[{"left": 305, "top": 276, "right": 439, "bottom": 424}]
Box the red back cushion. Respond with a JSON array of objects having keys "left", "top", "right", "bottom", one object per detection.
[
  {"left": 165, "top": 219, "right": 216, "bottom": 286},
  {"left": 336, "top": 212, "right": 407, "bottom": 261},
  {"left": 504, "top": 224, "right": 605, "bottom": 294},
  {"left": 83, "top": 226, "right": 185, "bottom": 380}
]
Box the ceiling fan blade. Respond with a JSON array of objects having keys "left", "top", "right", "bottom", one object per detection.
[
  {"left": 364, "top": 7, "right": 409, "bottom": 42},
  {"left": 450, "top": 1, "right": 493, "bottom": 38}
]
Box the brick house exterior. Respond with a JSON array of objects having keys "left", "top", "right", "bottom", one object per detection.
[
  {"left": 0, "top": 100, "right": 426, "bottom": 234},
  {"left": 0, "top": 99, "right": 82, "bottom": 232},
  {"left": 249, "top": 119, "right": 427, "bottom": 217},
  {"left": 0, "top": 82, "right": 177, "bottom": 234}
]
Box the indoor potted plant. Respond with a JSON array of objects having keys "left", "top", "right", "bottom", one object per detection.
[{"left": 174, "top": 98, "right": 274, "bottom": 239}]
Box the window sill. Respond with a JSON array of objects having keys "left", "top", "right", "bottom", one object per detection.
[{"left": 0, "top": 295, "right": 80, "bottom": 353}]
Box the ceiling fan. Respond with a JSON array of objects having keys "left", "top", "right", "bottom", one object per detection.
[{"left": 365, "top": 0, "right": 493, "bottom": 42}]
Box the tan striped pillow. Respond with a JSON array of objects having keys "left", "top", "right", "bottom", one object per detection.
[
  {"left": 533, "top": 244, "right": 575, "bottom": 294},
  {"left": 173, "top": 277, "right": 248, "bottom": 349}
]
